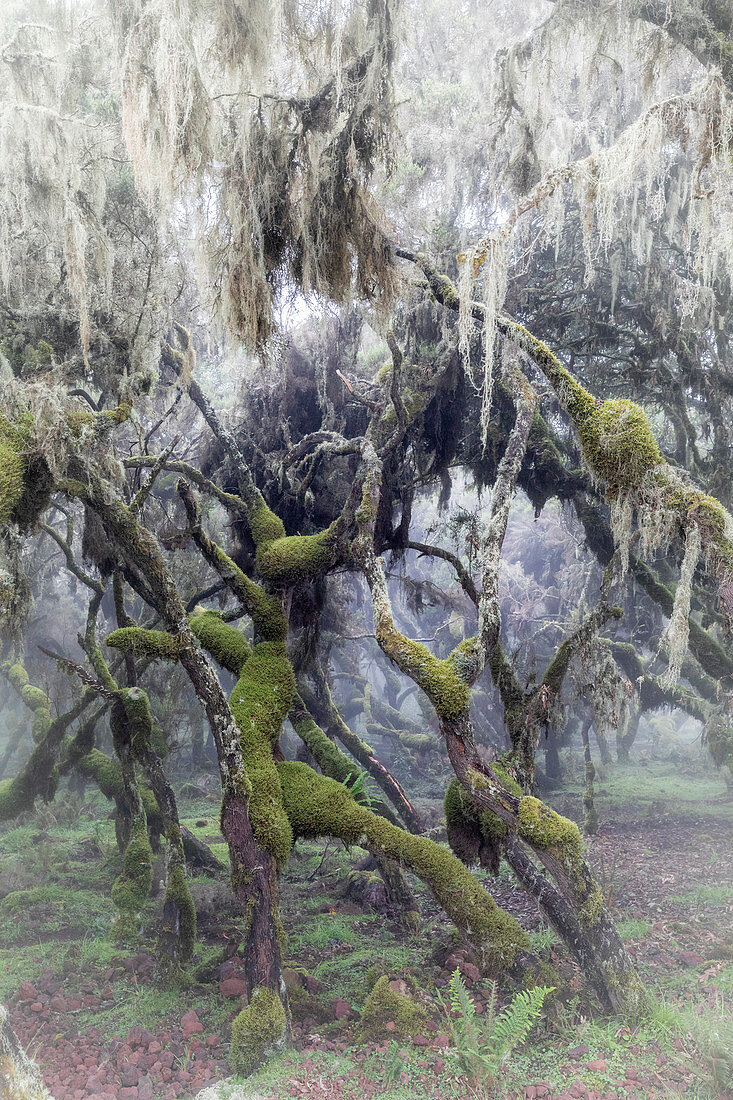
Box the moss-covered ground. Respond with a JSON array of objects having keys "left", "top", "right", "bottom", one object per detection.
[{"left": 0, "top": 749, "right": 730, "bottom": 1099}]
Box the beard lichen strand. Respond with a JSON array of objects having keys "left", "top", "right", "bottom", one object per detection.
[{"left": 659, "top": 521, "right": 702, "bottom": 686}]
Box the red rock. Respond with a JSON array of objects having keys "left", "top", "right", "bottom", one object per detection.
[
  {"left": 304, "top": 975, "right": 322, "bottom": 995},
  {"left": 30, "top": 1002, "right": 44, "bottom": 1013},
  {"left": 50, "top": 994, "right": 68, "bottom": 1012},
  {"left": 413, "top": 1035, "right": 429, "bottom": 1047},
  {"left": 205, "top": 1035, "right": 219, "bottom": 1048},
  {"left": 18, "top": 982, "right": 38, "bottom": 1001},
  {"left": 524, "top": 1088, "right": 536, "bottom": 1099},
  {"left": 461, "top": 962, "right": 481, "bottom": 983},
  {"left": 332, "top": 998, "right": 351, "bottom": 1020},
  {"left": 118, "top": 1089, "right": 138, "bottom": 1100},
  {"left": 587, "top": 1059, "right": 607, "bottom": 1073},
  {"left": 433, "top": 1033, "right": 449, "bottom": 1048},
  {"left": 148, "top": 1041, "right": 161, "bottom": 1054},
  {"left": 137, "top": 1075, "right": 155, "bottom": 1100},
  {"left": 385, "top": 1021, "right": 396, "bottom": 1032},
  {"left": 219, "top": 977, "right": 247, "bottom": 997},
  {"left": 180, "top": 1010, "right": 203, "bottom": 1037}
]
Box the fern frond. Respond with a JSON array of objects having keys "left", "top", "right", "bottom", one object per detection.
[{"left": 491, "top": 986, "right": 553, "bottom": 1062}]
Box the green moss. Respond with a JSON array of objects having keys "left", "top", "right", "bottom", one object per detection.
[
  {"left": 226, "top": 640, "right": 295, "bottom": 869},
  {"left": 0, "top": 776, "right": 31, "bottom": 819},
  {"left": 6, "top": 662, "right": 29, "bottom": 693},
  {"left": 278, "top": 761, "right": 531, "bottom": 969},
  {"left": 376, "top": 628, "right": 471, "bottom": 719},
  {"left": 118, "top": 687, "right": 157, "bottom": 758},
  {"left": 256, "top": 522, "right": 340, "bottom": 587},
  {"left": 111, "top": 817, "right": 153, "bottom": 942},
  {"left": 578, "top": 884, "right": 604, "bottom": 928},
  {"left": 248, "top": 502, "right": 287, "bottom": 548},
  {"left": 0, "top": 416, "right": 28, "bottom": 524},
  {"left": 105, "top": 627, "right": 183, "bottom": 660},
  {"left": 163, "top": 864, "right": 197, "bottom": 960},
  {"left": 357, "top": 975, "right": 428, "bottom": 1040},
  {"left": 229, "top": 986, "right": 287, "bottom": 1076},
  {"left": 517, "top": 796, "right": 582, "bottom": 859},
  {"left": 19, "top": 684, "right": 48, "bottom": 711},
  {"left": 289, "top": 701, "right": 358, "bottom": 785},
  {"left": 189, "top": 610, "right": 251, "bottom": 674},
  {"left": 445, "top": 764, "right": 523, "bottom": 871},
  {"left": 75, "top": 747, "right": 126, "bottom": 803},
  {"left": 67, "top": 410, "right": 96, "bottom": 435},
  {"left": 75, "top": 748, "right": 163, "bottom": 839},
  {"left": 576, "top": 398, "right": 664, "bottom": 491}
]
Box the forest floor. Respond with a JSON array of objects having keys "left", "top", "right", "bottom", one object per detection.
[{"left": 0, "top": 750, "right": 731, "bottom": 1100}]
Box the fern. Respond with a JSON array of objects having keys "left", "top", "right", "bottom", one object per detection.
[
  {"left": 340, "top": 772, "right": 375, "bottom": 808},
  {"left": 440, "top": 968, "right": 553, "bottom": 1096},
  {"left": 491, "top": 986, "right": 551, "bottom": 1065}
]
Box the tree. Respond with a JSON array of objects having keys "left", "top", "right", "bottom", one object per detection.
[{"left": 0, "top": 0, "right": 731, "bottom": 1075}]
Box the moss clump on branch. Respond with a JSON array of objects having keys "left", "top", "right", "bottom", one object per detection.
[
  {"left": 230, "top": 639, "right": 295, "bottom": 868},
  {"left": 256, "top": 523, "right": 340, "bottom": 587},
  {"left": 106, "top": 627, "right": 183, "bottom": 660},
  {"left": 517, "top": 796, "right": 582, "bottom": 861},
  {"left": 278, "top": 761, "right": 531, "bottom": 970},
  {"left": 357, "top": 976, "right": 428, "bottom": 1040},
  {"left": 189, "top": 610, "right": 251, "bottom": 674},
  {"left": 577, "top": 398, "right": 664, "bottom": 492},
  {"left": 0, "top": 776, "right": 32, "bottom": 819},
  {"left": 229, "top": 986, "right": 287, "bottom": 1076},
  {"left": 195, "top": 604, "right": 294, "bottom": 870},
  {"left": 249, "top": 502, "right": 287, "bottom": 548},
  {"left": 74, "top": 748, "right": 163, "bottom": 843},
  {"left": 0, "top": 416, "right": 29, "bottom": 525},
  {"left": 375, "top": 627, "right": 472, "bottom": 719}
]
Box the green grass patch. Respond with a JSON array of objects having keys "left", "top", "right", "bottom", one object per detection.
[{"left": 616, "top": 919, "right": 651, "bottom": 941}]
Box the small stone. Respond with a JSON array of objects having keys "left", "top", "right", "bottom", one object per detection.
[
  {"left": 180, "top": 1010, "right": 203, "bottom": 1037},
  {"left": 18, "top": 982, "right": 38, "bottom": 1002},
  {"left": 219, "top": 977, "right": 247, "bottom": 998},
  {"left": 587, "top": 1059, "right": 607, "bottom": 1073},
  {"left": 137, "top": 1075, "right": 155, "bottom": 1100},
  {"left": 331, "top": 998, "right": 352, "bottom": 1020},
  {"left": 205, "top": 1035, "right": 220, "bottom": 1048}
]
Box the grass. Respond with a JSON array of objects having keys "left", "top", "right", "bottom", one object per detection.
[
  {"left": 585, "top": 758, "right": 733, "bottom": 820},
  {"left": 670, "top": 884, "right": 733, "bottom": 907},
  {"left": 616, "top": 918, "right": 651, "bottom": 941}
]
